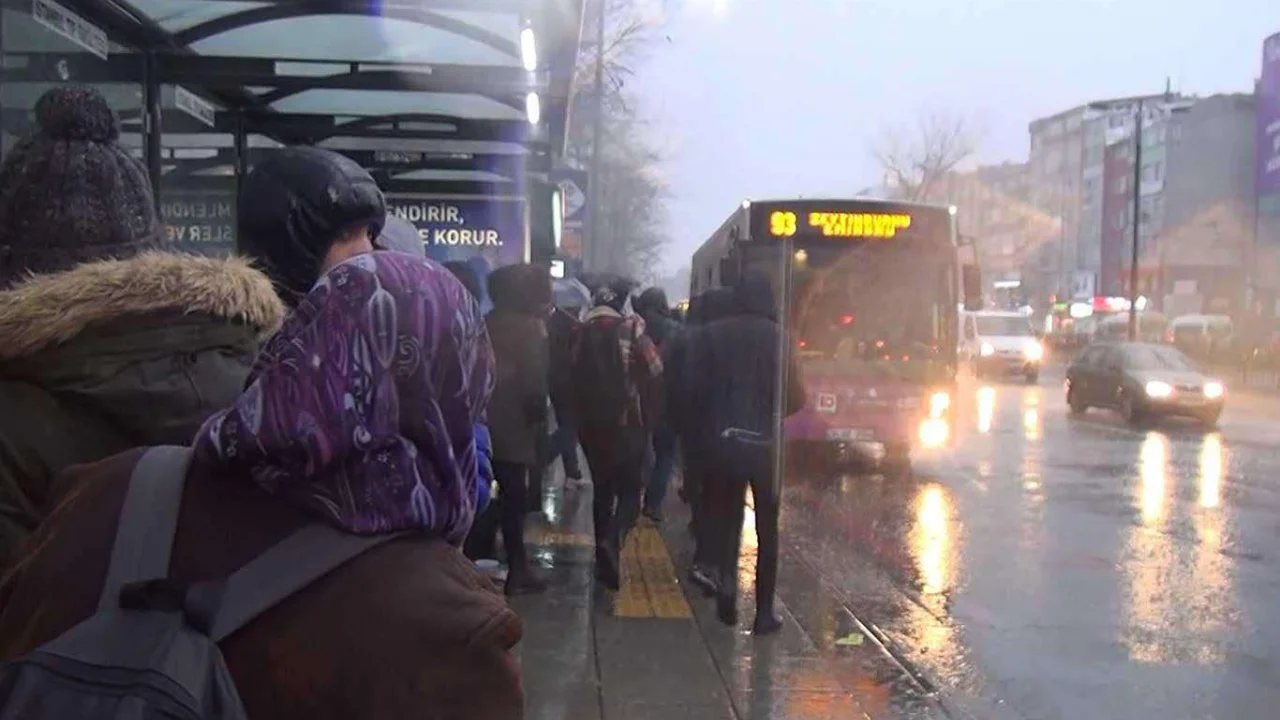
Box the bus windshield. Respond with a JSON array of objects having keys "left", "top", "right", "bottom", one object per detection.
[{"left": 788, "top": 242, "right": 953, "bottom": 375}]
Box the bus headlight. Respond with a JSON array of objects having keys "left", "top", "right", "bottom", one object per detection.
[
  {"left": 1145, "top": 380, "right": 1173, "bottom": 399},
  {"left": 1023, "top": 341, "right": 1044, "bottom": 362},
  {"left": 1203, "top": 381, "right": 1224, "bottom": 399},
  {"left": 929, "top": 391, "right": 951, "bottom": 418},
  {"left": 980, "top": 342, "right": 995, "bottom": 357},
  {"left": 918, "top": 418, "right": 949, "bottom": 449}
]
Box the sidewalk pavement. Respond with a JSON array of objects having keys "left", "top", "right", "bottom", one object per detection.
[{"left": 507, "top": 468, "right": 948, "bottom": 720}]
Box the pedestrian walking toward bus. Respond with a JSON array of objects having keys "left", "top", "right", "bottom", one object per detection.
[
  {"left": 0, "top": 251, "right": 515, "bottom": 720},
  {"left": 571, "top": 279, "right": 663, "bottom": 589},
  {"left": 668, "top": 287, "right": 737, "bottom": 593},
  {"left": 0, "top": 86, "right": 285, "bottom": 572},
  {"left": 547, "top": 285, "right": 591, "bottom": 481},
  {"left": 690, "top": 272, "right": 804, "bottom": 634},
  {"left": 634, "top": 287, "right": 682, "bottom": 522},
  {"left": 483, "top": 263, "right": 551, "bottom": 595}
]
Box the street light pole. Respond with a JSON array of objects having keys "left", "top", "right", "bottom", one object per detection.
[
  {"left": 1128, "top": 98, "right": 1144, "bottom": 342},
  {"left": 585, "top": 0, "right": 606, "bottom": 273}
]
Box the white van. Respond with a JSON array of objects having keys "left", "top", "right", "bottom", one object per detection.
[{"left": 960, "top": 311, "right": 1045, "bottom": 383}]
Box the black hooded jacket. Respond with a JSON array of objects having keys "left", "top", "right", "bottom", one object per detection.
[
  {"left": 634, "top": 287, "right": 679, "bottom": 349},
  {"left": 682, "top": 274, "right": 804, "bottom": 458},
  {"left": 237, "top": 147, "right": 386, "bottom": 307}
]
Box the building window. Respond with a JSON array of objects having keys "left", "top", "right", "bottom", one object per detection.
[{"left": 1112, "top": 209, "right": 1128, "bottom": 231}]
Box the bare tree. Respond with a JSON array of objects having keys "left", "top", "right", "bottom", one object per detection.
[
  {"left": 565, "top": 0, "right": 670, "bottom": 278},
  {"left": 871, "top": 112, "right": 980, "bottom": 202}
]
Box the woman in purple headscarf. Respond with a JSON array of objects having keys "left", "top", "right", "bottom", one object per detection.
[{"left": 0, "top": 252, "right": 522, "bottom": 720}]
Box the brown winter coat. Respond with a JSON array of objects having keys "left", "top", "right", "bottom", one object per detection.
[
  {"left": 0, "top": 252, "right": 285, "bottom": 571},
  {"left": 484, "top": 265, "right": 550, "bottom": 466},
  {"left": 0, "top": 448, "right": 524, "bottom": 720}
]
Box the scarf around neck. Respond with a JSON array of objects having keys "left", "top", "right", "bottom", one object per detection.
[{"left": 194, "top": 251, "right": 494, "bottom": 543}]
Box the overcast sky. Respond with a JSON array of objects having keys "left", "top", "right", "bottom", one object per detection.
[{"left": 633, "top": 0, "right": 1280, "bottom": 273}]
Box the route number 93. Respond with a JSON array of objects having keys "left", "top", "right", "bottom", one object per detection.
[{"left": 769, "top": 210, "right": 797, "bottom": 237}]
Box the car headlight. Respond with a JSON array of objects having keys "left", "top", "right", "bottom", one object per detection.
[
  {"left": 1203, "top": 381, "right": 1224, "bottom": 399},
  {"left": 929, "top": 390, "right": 951, "bottom": 418},
  {"left": 1144, "top": 380, "right": 1173, "bottom": 399},
  {"left": 1023, "top": 341, "right": 1044, "bottom": 362},
  {"left": 980, "top": 342, "right": 995, "bottom": 357}
]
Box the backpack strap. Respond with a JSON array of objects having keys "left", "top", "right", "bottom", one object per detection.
[
  {"left": 198, "top": 524, "right": 407, "bottom": 643},
  {"left": 98, "top": 446, "right": 193, "bottom": 611}
]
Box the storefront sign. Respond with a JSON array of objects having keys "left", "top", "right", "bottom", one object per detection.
[
  {"left": 160, "top": 192, "right": 235, "bottom": 256},
  {"left": 32, "top": 0, "right": 108, "bottom": 60}
]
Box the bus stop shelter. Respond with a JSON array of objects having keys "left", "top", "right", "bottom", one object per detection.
[{"left": 0, "top": 0, "right": 585, "bottom": 263}]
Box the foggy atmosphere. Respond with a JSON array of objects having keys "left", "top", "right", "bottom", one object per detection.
[{"left": 2, "top": 1, "right": 1280, "bottom": 719}]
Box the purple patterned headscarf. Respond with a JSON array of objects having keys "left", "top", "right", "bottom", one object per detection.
[{"left": 194, "top": 251, "right": 494, "bottom": 543}]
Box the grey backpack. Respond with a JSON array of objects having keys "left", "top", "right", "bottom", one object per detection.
[{"left": 0, "top": 446, "right": 401, "bottom": 719}]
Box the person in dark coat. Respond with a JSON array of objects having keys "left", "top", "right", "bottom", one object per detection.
[
  {"left": 571, "top": 279, "right": 663, "bottom": 589},
  {"left": 545, "top": 297, "right": 586, "bottom": 482},
  {"left": 0, "top": 252, "right": 516, "bottom": 720},
  {"left": 236, "top": 146, "right": 387, "bottom": 309},
  {"left": 686, "top": 272, "right": 804, "bottom": 635},
  {"left": 0, "top": 87, "right": 286, "bottom": 572},
  {"left": 482, "top": 263, "right": 551, "bottom": 595},
  {"left": 634, "top": 287, "right": 682, "bottom": 522},
  {"left": 376, "top": 213, "right": 426, "bottom": 256},
  {"left": 666, "top": 287, "right": 735, "bottom": 590}
]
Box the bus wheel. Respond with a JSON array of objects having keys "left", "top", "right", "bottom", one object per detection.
[{"left": 880, "top": 444, "right": 912, "bottom": 476}]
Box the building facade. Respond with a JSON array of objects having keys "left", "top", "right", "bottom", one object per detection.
[
  {"left": 1027, "top": 94, "right": 1187, "bottom": 301},
  {"left": 935, "top": 162, "right": 1060, "bottom": 302},
  {"left": 1158, "top": 94, "right": 1256, "bottom": 315}
]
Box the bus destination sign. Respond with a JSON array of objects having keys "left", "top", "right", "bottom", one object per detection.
[{"left": 768, "top": 209, "right": 913, "bottom": 239}]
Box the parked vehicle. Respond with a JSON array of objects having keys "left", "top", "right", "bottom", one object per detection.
[
  {"left": 1166, "top": 314, "right": 1234, "bottom": 364},
  {"left": 1093, "top": 312, "right": 1168, "bottom": 343}
]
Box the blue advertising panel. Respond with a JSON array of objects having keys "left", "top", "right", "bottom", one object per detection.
[{"left": 385, "top": 195, "right": 528, "bottom": 310}]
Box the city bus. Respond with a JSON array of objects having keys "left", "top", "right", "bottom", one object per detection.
[{"left": 690, "top": 198, "right": 978, "bottom": 469}]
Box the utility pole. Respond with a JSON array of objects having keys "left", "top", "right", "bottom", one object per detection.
[
  {"left": 1127, "top": 98, "right": 1145, "bottom": 342},
  {"left": 585, "top": 0, "right": 606, "bottom": 273}
]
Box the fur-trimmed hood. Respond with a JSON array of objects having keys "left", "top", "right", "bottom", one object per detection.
[{"left": 0, "top": 252, "right": 284, "bottom": 362}]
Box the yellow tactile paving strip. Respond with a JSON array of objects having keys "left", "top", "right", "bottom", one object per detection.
[
  {"left": 527, "top": 527, "right": 595, "bottom": 547},
  {"left": 614, "top": 523, "right": 693, "bottom": 619},
  {"left": 526, "top": 519, "right": 693, "bottom": 620}
]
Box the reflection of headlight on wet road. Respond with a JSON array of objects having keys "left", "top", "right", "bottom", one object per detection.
[
  {"left": 918, "top": 418, "right": 949, "bottom": 448},
  {"left": 977, "top": 386, "right": 995, "bottom": 434},
  {"left": 1199, "top": 433, "right": 1223, "bottom": 509},
  {"left": 929, "top": 391, "right": 951, "bottom": 418},
  {"left": 1145, "top": 380, "right": 1173, "bottom": 399},
  {"left": 980, "top": 342, "right": 995, "bottom": 357},
  {"left": 1023, "top": 341, "right": 1044, "bottom": 362}
]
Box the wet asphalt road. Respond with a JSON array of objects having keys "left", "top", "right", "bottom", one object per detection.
[{"left": 777, "top": 365, "right": 1280, "bottom": 719}]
